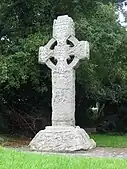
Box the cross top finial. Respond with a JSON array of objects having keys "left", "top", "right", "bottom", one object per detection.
[{"left": 53, "top": 15, "right": 75, "bottom": 40}]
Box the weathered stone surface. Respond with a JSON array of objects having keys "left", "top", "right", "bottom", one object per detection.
[
  {"left": 29, "top": 15, "right": 96, "bottom": 152},
  {"left": 29, "top": 126, "right": 96, "bottom": 152}
]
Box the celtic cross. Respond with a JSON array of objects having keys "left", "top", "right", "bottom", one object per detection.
[{"left": 39, "top": 15, "right": 89, "bottom": 126}]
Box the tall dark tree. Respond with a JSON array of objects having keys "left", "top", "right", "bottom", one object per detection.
[{"left": 0, "top": 0, "right": 127, "bottom": 134}]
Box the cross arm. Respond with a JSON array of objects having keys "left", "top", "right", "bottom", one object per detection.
[
  {"left": 38, "top": 38, "right": 56, "bottom": 70},
  {"left": 69, "top": 36, "right": 89, "bottom": 60},
  {"left": 68, "top": 36, "right": 89, "bottom": 69}
]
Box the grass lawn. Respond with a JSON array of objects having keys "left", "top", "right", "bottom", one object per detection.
[
  {"left": 0, "top": 148, "right": 127, "bottom": 169},
  {"left": 91, "top": 134, "right": 127, "bottom": 148}
]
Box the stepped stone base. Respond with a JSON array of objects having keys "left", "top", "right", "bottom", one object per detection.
[{"left": 29, "top": 126, "right": 96, "bottom": 152}]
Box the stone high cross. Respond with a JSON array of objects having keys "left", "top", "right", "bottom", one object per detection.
[
  {"left": 39, "top": 15, "right": 89, "bottom": 126},
  {"left": 29, "top": 15, "right": 96, "bottom": 152}
]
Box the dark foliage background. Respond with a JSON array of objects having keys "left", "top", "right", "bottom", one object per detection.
[{"left": 0, "top": 0, "right": 127, "bottom": 136}]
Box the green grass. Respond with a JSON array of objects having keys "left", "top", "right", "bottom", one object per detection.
[
  {"left": 0, "top": 148, "right": 127, "bottom": 169},
  {"left": 91, "top": 134, "right": 127, "bottom": 148}
]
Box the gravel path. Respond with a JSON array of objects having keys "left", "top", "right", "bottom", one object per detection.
[{"left": 6, "top": 146, "right": 127, "bottom": 159}]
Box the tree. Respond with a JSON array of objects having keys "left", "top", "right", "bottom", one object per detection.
[
  {"left": 0, "top": 0, "right": 127, "bottom": 133},
  {"left": 76, "top": 3, "right": 127, "bottom": 103}
]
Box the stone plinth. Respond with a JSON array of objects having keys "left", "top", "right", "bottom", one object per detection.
[{"left": 29, "top": 126, "right": 96, "bottom": 152}]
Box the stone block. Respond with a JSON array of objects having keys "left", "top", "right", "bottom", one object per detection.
[{"left": 29, "top": 126, "right": 96, "bottom": 152}]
